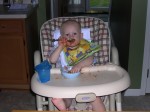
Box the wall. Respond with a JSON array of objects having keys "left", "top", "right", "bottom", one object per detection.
[
  {"left": 128, "top": 0, "right": 147, "bottom": 88},
  {"left": 35, "top": 0, "right": 47, "bottom": 50},
  {"left": 109, "top": 0, "right": 132, "bottom": 71},
  {"left": 36, "top": 0, "right": 47, "bottom": 35},
  {"left": 110, "top": 0, "right": 148, "bottom": 89}
]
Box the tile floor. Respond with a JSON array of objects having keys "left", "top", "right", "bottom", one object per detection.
[{"left": 0, "top": 90, "right": 150, "bottom": 112}]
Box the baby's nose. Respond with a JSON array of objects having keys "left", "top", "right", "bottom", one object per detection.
[{"left": 69, "top": 33, "right": 74, "bottom": 37}]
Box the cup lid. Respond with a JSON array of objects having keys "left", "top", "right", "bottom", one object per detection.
[{"left": 35, "top": 60, "right": 51, "bottom": 72}]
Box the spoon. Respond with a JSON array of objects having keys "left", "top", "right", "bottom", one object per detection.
[{"left": 52, "top": 38, "right": 75, "bottom": 42}]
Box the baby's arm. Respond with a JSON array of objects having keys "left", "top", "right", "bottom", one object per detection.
[
  {"left": 49, "top": 37, "right": 67, "bottom": 63},
  {"left": 49, "top": 46, "right": 63, "bottom": 63},
  {"left": 70, "top": 55, "right": 94, "bottom": 73}
]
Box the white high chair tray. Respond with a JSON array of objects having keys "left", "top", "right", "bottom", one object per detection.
[{"left": 31, "top": 64, "right": 130, "bottom": 98}]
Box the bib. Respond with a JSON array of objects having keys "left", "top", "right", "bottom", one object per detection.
[{"left": 63, "top": 39, "right": 100, "bottom": 66}]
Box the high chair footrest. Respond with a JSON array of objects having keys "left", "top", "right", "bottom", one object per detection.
[{"left": 76, "top": 93, "right": 96, "bottom": 102}]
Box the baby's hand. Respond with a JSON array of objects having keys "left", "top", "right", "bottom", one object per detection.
[
  {"left": 58, "top": 36, "right": 67, "bottom": 47},
  {"left": 69, "top": 64, "right": 82, "bottom": 73}
]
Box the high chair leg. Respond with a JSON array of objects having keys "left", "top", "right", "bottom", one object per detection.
[
  {"left": 116, "top": 92, "right": 122, "bottom": 111},
  {"left": 110, "top": 94, "right": 115, "bottom": 111},
  {"left": 36, "top": 95, "right": 50, "bottom": 111},
  {"left": 103, "top": 96, "right": 110, "bottom": 111},
  {"left": 36, "top": 95, "right": 43, "bottom": 111},
  {"left": 48, "top": 97, "right": 55, "bottom": 111}
]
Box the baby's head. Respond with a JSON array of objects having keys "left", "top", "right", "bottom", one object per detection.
[{"left": 60, "top": 20, "right": 83, "bottom": 49}]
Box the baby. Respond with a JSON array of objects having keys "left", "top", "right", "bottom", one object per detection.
[{"left": 49, "top": 20, "right": 105, "bottom": 112}]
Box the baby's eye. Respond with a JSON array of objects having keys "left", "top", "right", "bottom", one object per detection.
[
  {"left": 73, "top": 33, "right": 77, "bottom": 35},
  {"left": 65, "top": 34, "right": 69, "bottom": 36}
]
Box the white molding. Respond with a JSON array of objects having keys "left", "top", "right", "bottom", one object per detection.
[
  {"left": 141, "top": 0, "right": 150, "bottom": 94},
  {"left": 124, "top": 89, "right": 143, "bottom": 96}
]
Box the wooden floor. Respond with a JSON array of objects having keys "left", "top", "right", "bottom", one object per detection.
[{"left": 11, "top": 110, "right": 150, "bottom": 112}]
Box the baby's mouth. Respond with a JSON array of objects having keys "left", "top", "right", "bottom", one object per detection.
[{"left": 67, "top": 38, "right": 75, "bottom": 43}]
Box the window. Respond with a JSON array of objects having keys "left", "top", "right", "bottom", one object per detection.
[
  {"left": 67, "top": 0, "right": 110, "bottom": 21},
  {"left": 86, "top": 0, "right": 110, "bottom": 13}
]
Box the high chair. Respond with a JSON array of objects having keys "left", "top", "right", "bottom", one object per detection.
[{"left": 31, "top": 16, "right": 130, "bottom": 111}]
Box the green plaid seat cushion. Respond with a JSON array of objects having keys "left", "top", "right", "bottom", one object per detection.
[{"left": 40, "top": 16, "right": 110, "bottom": 68}]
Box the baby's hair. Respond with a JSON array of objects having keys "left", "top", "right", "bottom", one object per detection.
[{"left": 60, "top": 20, "right": 81, "bottom": 34}]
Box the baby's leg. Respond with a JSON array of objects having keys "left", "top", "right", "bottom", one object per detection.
[
  {"left": 51, "top": 98, "right": 73, "bottom": 110},
  {"left": 91, "top": 97, "right": 105, "bottom": 112},
  {"left": 51, "top": 98, "right": 66, "bottom": 110},
  {"left": 63, "top": 98, "right": 73, "bottom": 108}
]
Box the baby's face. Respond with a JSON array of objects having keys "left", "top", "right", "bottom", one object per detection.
[{"left": 61, "top": 23, "right": 82, "bottom": 48}]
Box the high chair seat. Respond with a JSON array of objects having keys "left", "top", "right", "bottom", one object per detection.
[
  {"left": 31, "top": 16, "right": 130, "bottom": 111},
  {"left": 31, "top": 64, "right": 130, "bottom": 98}
]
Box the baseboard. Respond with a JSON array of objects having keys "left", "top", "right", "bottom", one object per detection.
[{"left": 124, "top": 89, "right": 142, "bottom": 96}]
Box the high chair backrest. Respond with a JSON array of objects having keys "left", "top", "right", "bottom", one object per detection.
[{"left": 40, "top": 16, "right": 111, "bottom": 68}]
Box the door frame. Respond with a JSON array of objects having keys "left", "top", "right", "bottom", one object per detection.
[{"left": 141, "top": 0, "right": 150, "bottom": 95}]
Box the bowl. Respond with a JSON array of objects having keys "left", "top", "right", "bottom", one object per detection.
[{"left": 61, "top": 66, "right": 80, "bottom": 79}]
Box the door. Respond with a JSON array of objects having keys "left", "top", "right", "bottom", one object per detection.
[
  {"left": 146, "top": 52, "right": 150, "bottom": 93},
  {"left": 141, "top": 0, "right": 150, "bottom": 94},
  {"left": 0, "top": 35, "right": 27, "bottom": 84},
  {"left": 145, "top": 0, "right": 150, "bottom": 93}
]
